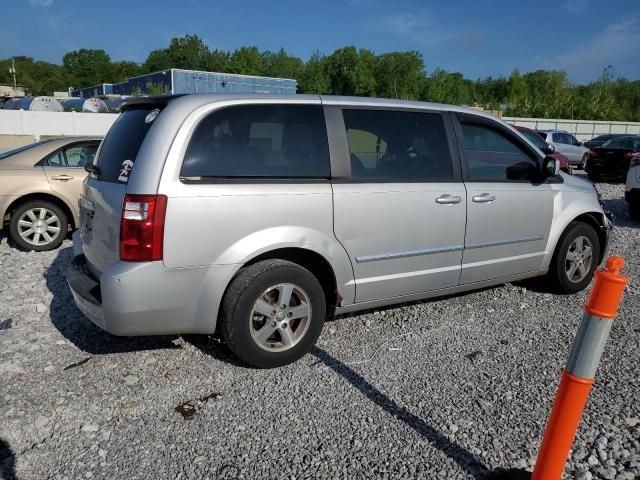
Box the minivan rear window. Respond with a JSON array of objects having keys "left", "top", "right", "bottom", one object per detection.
[
  {"left": 95, "top": 108, "right": 158, "bottom": 183},
  {"left": 181, "top": 104, "right": 330, "bottom": 179}
]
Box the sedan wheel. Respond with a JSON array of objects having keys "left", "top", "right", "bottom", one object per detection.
[
  {"left": 9, "top": 200, "right": 68, "bottom": 251},
  {"left": 580, "top": 154, "right": 588, "bottom": 170},
  {"left": 565, "top": 235, "right": 593, "bottom": 283},
  {"left": 17, "top": 207, "right": 61, "bottom": 247}
]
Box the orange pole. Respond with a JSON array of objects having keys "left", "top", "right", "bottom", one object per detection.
[
  {"left": 531, "top": 257, "right": 628, "bottom": 480},
  {"left": 531, "top": 371, "right": 593, "bottom": 480}
]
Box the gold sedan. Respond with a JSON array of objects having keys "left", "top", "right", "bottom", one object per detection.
[{"left": 0, "top": 137, "right": 101, "bottom": 251}]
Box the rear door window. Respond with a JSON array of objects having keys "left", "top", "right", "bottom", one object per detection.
[
  {"left": 181, "top": 104, "right": 329, "bottom": 179},
  {"left": 95, "top": 108, "right": 158, "bottom": 183},
  {"left": 65, "top": 144, "right": 99, "bottom": 168},
  {"left": 45, "top": 151, "right": 65, "bottom": 167},
  {"left": 342, "top": 109, "right": 454, "bottom": 181}
]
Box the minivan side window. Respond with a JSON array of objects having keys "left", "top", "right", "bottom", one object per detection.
[
  {"left": 342, "top": 109, "right": 454, "bottom": 181},
  {"left": 461, "top": 122, "right": 539, "bottom": 182},
  {"left": 181, "top": 104, "right": 330, "bottom": 179}
]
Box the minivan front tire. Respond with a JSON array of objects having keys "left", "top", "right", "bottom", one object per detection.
[
  {"left": 220, "top": 259, "right": 326, "bottom": 368},
  {"left": 549, "top": 221, "right": 600, "bottom": 294}
]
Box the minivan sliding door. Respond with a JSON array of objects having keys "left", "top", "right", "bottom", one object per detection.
[{"left": 329, "top": 107, "right": 467, "bottom": 303}]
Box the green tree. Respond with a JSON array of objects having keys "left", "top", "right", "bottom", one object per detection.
[
  {"left": 229, "top": 47, "right": 266, "bottom": 76},
  {"left": 144, "top": 48, "right": 171, "bottom": 72},
  {"left": 299, "top": 51, "right": 330, "bottom": 94},
  {"left": 325, "top": 46, "right": 377, "bottom": 96},
  {"left": 262, "top": 48, "right": 304, "bottom": 81},
  {"left": 111, "top": 61, "right": 143, "bottom": 82},
  {"left": 63, "top": 49, "right": 112, "bottom": 88},
  {"left": 375, "top": 51, "right": 424, "bottom": 99}
]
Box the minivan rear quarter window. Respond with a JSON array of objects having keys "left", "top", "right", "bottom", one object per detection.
[
  {"left": 95, "top": 108, "right": 157, "bottom": 183},
  {"left": 181, "top": 104, "right": 330, "bottom": 179}
]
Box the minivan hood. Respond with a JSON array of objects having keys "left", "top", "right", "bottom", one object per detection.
[{"left": 562, "top": 172, "right": 597, "bottom": 193}]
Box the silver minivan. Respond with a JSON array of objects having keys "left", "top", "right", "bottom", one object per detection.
[{"left": 68, "top": 94, "right": 612, "bottom": 368}]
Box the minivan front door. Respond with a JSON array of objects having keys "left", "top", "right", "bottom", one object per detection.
[
  {"left": 454, "top": 118, "right": 555, "bottom": 284},
  {"left": 330, "top": 107, "right": 466, "bottom": 303}
]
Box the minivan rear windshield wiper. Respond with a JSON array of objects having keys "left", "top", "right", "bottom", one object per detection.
[{"left": 85, "top": 162, "right": 101, "bottom": 177}]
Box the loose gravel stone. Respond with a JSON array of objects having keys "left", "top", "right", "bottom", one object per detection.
[{"left": 0, "top": 176, "right": 638, "bottom": 479}]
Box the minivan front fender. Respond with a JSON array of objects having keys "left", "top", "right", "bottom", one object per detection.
[{"left": 542, "top": 190, "right": 608, "bottom": 270}]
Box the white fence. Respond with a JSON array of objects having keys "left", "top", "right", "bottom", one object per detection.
[
  {"left": 1, "top": 110, "right": 639, "bottom": 144},
  {"left": 0, "top": 110, "right": 118, "bottom": 138},
  {"left": 504, "top": 117, "right": 640, "bottom": 142}
]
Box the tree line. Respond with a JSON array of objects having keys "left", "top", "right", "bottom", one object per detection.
[{"left": 1, "top": 34, "right": 639, "bottom": 121}]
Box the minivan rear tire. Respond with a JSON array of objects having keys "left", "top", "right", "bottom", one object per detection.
[
  {"left": 220, "top": 259, "right": 326, "bottom": 368},
  {"left": 549, "top": 221, "right": 600, "bottom": 294},
  {"left": 9, "top": 200, "right": 68, "bottom": 252}
]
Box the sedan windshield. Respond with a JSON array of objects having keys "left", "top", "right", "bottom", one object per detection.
[{"left": 0, "top": 139, "right": 56, "bottom": 160}]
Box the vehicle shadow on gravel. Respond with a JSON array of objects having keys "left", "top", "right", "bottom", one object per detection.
[
  {"left": 45, "top": 247, "right": 182, "bottom": 355},
  {"left": 311, "top": 347, "right": 492, "bottom": 479},
  {"left": 599, "top": 198, "right": 639, "bottom": 229},
  {"left": 0, "top": 438, "right": 16, "bottom": 480}
]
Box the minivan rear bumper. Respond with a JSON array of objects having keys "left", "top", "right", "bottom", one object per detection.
[{"left": 67, "top": 252, "right": 238, "bottom": 336}]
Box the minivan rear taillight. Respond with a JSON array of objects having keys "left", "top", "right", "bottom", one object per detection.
[{"left": 120, "top": 194, "right": 167, "bottom": 261}]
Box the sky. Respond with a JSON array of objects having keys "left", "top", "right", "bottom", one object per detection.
[{"left": 3, "top": 0, "right": 640, "bottom": 83}]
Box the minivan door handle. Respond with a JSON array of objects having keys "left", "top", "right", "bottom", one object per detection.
[
  {"left": 51, "top": 174, "right": 74, "bottom": 181},
  {"left": 472, "top": 193, "right": 496, "bottom": 203},
  {"left": 435, "top": 194, "right": 462, "bottom": 205}
]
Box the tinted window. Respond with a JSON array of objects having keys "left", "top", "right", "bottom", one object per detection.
[
  {"left": 569, "top": 135, "right": 579, "bottom": 145},
  {"left": 65, "top": 144, "right": 98, "bottom": 167},
  {"left": 461, "top": 123, "right": 539, "bottom": 181},
  {"left": 537, "top": 131, "right": 548, "bottom": 140},
  {"left": 182, "top": 105, "right": 329, "bottom": 178},
  {"left": 553, "top": 133, "right": 565, "bottom": 144},
  {"left": 602, "top": 136, "right": 640, "bottom": 150},
  {"left": 45, "top": 151, "right": 65, "bottom": 167},
  {"left": 519, "top": 130, "right": 547, "bottom": 151},
  {"left": 342, "top": 109, "right": 453, "bottom": 180},
  {"left": 95, "top": 108, "right": 158, "bottom": 183}
]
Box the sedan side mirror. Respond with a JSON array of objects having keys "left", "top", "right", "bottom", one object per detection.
[
  {"left": 544, "top": 144, "right": 556, "bottom": 154},
  {"left": 543, "top": 156, "right": 560, "bottom": 178}
]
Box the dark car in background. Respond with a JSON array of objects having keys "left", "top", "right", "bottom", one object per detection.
[
  {"left": 585, "top": 135, "right": 640, "bottom": 181},
  {"left": 583, "top": 134, "right": 628, "bottom": 150},
  {"left": 514, "top": 125, "right": 571, "bottom": 174}
]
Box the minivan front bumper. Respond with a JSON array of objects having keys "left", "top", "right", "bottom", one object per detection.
[{"left": 67, "top": 249, "right": 238, "bottom": 336}]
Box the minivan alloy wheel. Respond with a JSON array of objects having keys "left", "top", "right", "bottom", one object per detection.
[
  {"left": 565, "top": 235, "right": 593, "bottom": 283},
  {"left": 17, "top": 208, "right": 61, "bottom": 246},
  {"left": 250, "top": 283, "right": 312, "bottom": 352}
]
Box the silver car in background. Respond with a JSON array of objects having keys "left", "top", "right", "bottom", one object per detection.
[
  {"left": 68, "top": 94, "right": 612, "bottom": 368},
  {"left": 537, "top": 129, "right": 591, "bottom": 169}
]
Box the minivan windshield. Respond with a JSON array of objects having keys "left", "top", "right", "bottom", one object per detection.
[
  {"left": 0, "top": 139, "right": 56, "bottom": 160},
  {"left": 94, "top": 107, "right": 158, "bottom": 183}
]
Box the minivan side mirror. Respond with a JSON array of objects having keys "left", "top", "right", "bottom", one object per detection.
[
  {"left": 544, "top": 144, "right": 556, "bottom": 154},
  {"left": 542, "top": 156, "right": 560, "bottom": 178}
]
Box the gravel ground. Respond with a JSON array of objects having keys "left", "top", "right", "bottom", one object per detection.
[{"left": 1, "top": 178, "right": 638, "bottom": 480}]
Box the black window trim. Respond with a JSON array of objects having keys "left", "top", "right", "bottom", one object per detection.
[
  {"left": 179, "top": 102, "right": 332, "bottom": 184},
  {"left": 35, "top": 140, "right": 100, "bottom": 168},
  {"left": 451, "top": 112, "right": 545, "bottom": 184},
  {"left": 328, "top": 105, "right": 463, "bottom": 184}
]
